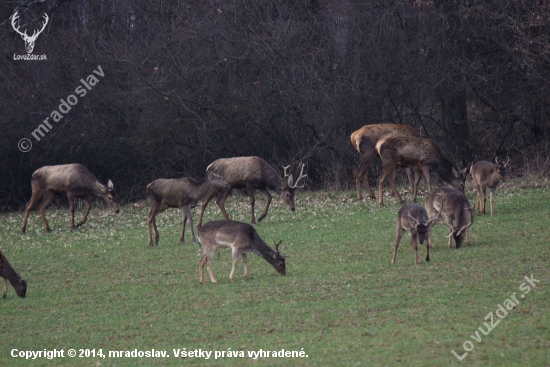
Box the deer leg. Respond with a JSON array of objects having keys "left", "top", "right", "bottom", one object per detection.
[
  {"left": 2, "top": 277, "right": 6, "bottom": 298},
  {"left": 245, "top": 185, "right": 257, "bottom": 224},
  {"left": 392, "top": 227, "right": 404, "bottom": 265},
  {"left": 147, "top": 204, "right": 164, "bottom": 247},
  {"left": 229, "top": 249, "right": 240, "bottom": 282},
  {"left": 257, "top": 188, "right": 272, "bottom": 223},
  {"left": 421, "top": 166, "right": 431, "bottom": 194},
  {"left": 412, "top": 169, "right": 422, "bottom": 202},
  {"left": 410, "top": 235, "right": 420, "bottom": 265},
  {"left": 426, "top": 234, "right": 431, "bottom": 260},
  {"left": 391, "top": 168, "right": 404, "bottom": 204},
  {"left": 200, "top": 253, "right": 217, "bottom": 284},
  {"left": 489, "top": 189, "right": 495, "bottom": 216},
  {"left": 183, "top": 206, "right": 197, "bottom": 244},
  {"left": 216, "top": 188, "right": 233, "bottom": 221},
  {"left": 21, "top": 192, "right": 43, "bottom": 234},
  {"left": 38, "top": 191, "right": 55, "bottom": 232},
  {"left": 147, "top": 208, "right": 155, "bottom": 247},
  {"left": 241, "top": 253, "right": 249, "bottom": 278},
  {"left": 197, "top": 188, "right": 220, "bottom": 227},
  {"left": 481, "top": 187, "right": 487, "bottom": 215},
  {"left": 180, "top": 207, "right": 188, "bottom": 244},
  {"left": 76, "top": 198, "right": 91, "bottom": 228},
  {"left": 67, "top": 192, "right": 77, "bottom": 230},
  {"left": 406, "top": 167, "right": 414, "bottom": 195},
  {"left": 378, "top": 162, "right": 395, "bottom": 206}
]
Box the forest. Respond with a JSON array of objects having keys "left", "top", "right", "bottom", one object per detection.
[{"left": 2, "top": 0, "right": 549, "bottom": 208}]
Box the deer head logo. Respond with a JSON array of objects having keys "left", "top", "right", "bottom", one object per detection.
[{"left": 11, "top": 11, "right": 49, "bottom": 54}]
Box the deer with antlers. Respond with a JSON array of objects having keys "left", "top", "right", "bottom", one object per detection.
[
  {"left": 471, "top": 157, "right": 510, "bottom": 216},
  {"left": 11, "top": 11, "right": 49, "bottom": 54},
  {"left": 21, "top": 164, "right": 119, "bottom": 233},
  {"left": 425, "top": 188, "right": 473, "bottom": 249},
  {"left": 196, "top": 157, "right": 307, "bottom": 226},
  {"left": 375, "top": 136, "right": 467, "bottom": 206},
  {"left": 393, "top": 201, "right": 441, "bottom": 265},
  {"left": 1, "top": 250, "right": 27, "bottom": 299},
  {"left": 146, "top": 167, "right": 229, "bottom": 247},
  {"left": 351, "top": 123, "right": 419, "bottom": 200},
  {"left": 198, "top": 220, "right": 286, "bottom": 283}
]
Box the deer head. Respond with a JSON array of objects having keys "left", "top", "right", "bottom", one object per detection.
[
  {"left": 494, "top": 156, "right": 510, "bottom": 183},
  {"left": 280, "top": 163, "right": 307, "bottom": 211},
  {"left": 12, "top": 11, "right": 49, "bottom": 54}
]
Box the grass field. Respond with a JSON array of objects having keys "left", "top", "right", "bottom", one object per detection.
[{"left": 1, "top": 179, "right": 549, "bottom": 366}]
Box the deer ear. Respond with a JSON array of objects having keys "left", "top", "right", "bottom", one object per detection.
[{"left": 107, "top": 180, "right": 114, "bottom": 189}]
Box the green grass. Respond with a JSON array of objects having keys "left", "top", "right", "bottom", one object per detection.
[{"left": 1, "top": 180, "right": 549, "bottom": 366}]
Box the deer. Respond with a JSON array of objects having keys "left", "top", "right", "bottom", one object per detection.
[
  {"left": 375, "top": 135, "right": 467, "bottom": 206},
  {"left": 392, "top": 201, "right": 441, "bottom": 265},
  {"left": 21, "top": 163, "right": 120, "bottom": 234},
  {"left": 11, "top": 11, "right": 49, "bottom": 54},
  {"left": 196, "top": 157, "right": 307, "bottom": 227},
  {"left": 198, "top": 220, "right": 286, "bottom": 284},
  {"left": 470, "top": 157, "right": 510, "bottom": 216},
  {"left": 0, "top": 250, "right": 27, "bottom": 298},
  {"left": 351, "top": 123, "right": 419, "bottom": 200},
  {"left": 425, "top": 188, "right": 473, "bottom": 249},
  {"left": 146, "top": 167, "right": 229, "bottom": 247}
]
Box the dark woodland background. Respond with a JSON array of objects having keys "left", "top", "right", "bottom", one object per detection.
[{"left": 1, "top": 0, "right": 549, "bottom": 208}]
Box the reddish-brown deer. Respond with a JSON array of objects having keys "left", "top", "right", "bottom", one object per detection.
[
  {"left": 471, "top": 157, "right": 509, "bottom": 216},
  {"left": 375, "top": 136, "right": 467, "bottom": 206},
  {"left": 351, "top": 123, "right": 419, "bottom": 200},
  {"left": 393, "top": 201, "right": 441, "bottom": 265},
  {"left": 21, "top": 164, "right": 119, "bottom": 233},
  {"left": 0, "top": 250, "right": 27, "bottom": 298},
  {"left": 196, "top": 157, "right": 307, "bottom": 226},
  {"left": 197, "top": 220, "right": 286, "bottom": 284},
  {"left": 146, "top": 168, "right": 229, "bottom": 247},
  {"left": 425, "top": 188, "right": 473, "bottom": 249}
]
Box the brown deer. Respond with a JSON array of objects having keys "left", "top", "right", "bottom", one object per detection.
[
  {"left": 197, "top": 220, "right": 286, "bottom": 284},
  {"left": 351, "top": 123, "right": 419, "bottom": 200},
  {"left": 146, "top": 168, "right": 229, "bottom": 247},
  {"left": 471, "top": 157, "right": 510, "bottom": 216},
  {"left": 196, "top": 157, "right": 307, "bottom": 226},
  {"left": 376, "top": 136, "right": 467, "bottom": 206},
  {"left": 425, "top": 188, "right": 473, "bottom": 249},
  {"left": 21, "top": 164, "right": 119, "bottom": 233},
  {"left": 393, "top": 201, "right": 441, "bottom": 265},
  {"left": 0, "top": 250, "right": 27, "bottom": 298}
]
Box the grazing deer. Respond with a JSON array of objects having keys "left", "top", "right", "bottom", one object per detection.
[
  {"left": 376, "top": 136, "right": 467, "bottom": 206},
  {"left": 425, "top": 188, "right": 473, "bottom": 249},
  {"left": 146, "top": 168, "right": 229, "bottom": 247},
  {"left": 351, "top": 123, "right": 419, "bottom": 200},
  {"left": 471, "top": 157, "right": 510, "bottom": 216},
  {"left": 197, "top": 220, "right": 286, "bottom": 283},
  {"left": 393, "top": 201, "right": 440, "bottom": 265},
  {"left": 0, "top": 250, "right": 27, "bottom": 298},
  {"left": 21, "top": 164, "right": 119, "bottom": 233},
  {"left": 196, "top": 157, "right": 307, "bottom": 226}
]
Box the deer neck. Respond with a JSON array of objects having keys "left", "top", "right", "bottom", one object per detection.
[
  {"left": 0, "top": 258, "right": 21, "bottom": 288},
  {"left": 251, "top": 241, "right": 277, "bottom": 264},
  {"left": 190, "top": 177, "right": 214, "bottom": 201}
]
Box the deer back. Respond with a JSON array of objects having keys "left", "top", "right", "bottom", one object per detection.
[{"left": 351, "top": 123, "right": 418, "bottom": 153}]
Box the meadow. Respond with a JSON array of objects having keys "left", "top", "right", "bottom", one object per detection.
[{"left": 1, "top": 179, "right": 549, "bottom": 366}]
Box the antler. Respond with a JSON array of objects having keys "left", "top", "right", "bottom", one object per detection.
[
  {"left": 11, "top": 11, "right": 27, "bottom": 38},
  {"left": 402, "top": 200, "right": 420, "bottom": 228},
  {"left": 274, "top": 240, "right": 284, "bottom": 256},
  {"left": 31, "top": 13, "right": 49, "bottom": 40},
  {"left": 288, "top": 163, "right": 307, "bottom": 189},
  {"left": 282, "top": 165, "right": 291, "bottom": 179}
]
